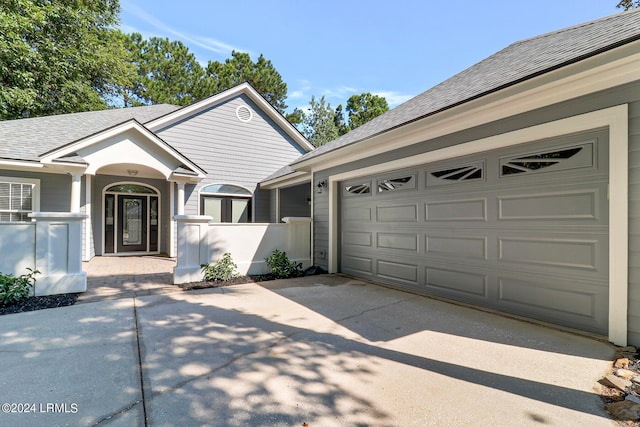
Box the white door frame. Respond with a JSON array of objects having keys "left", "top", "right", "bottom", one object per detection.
[{"left": 101, "top": 182, "right": 162, "bottom": 256}]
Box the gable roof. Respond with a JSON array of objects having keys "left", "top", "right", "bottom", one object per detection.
[
  {"left": 0, "top": 82, "right": 315, "bottom": 170},
  {"left": 292, "top": 8, "right": 640, "bottom": 166},
  {"left": 146, "top": 82, "right": 315, "bottom": 153},
  {"left": 0, "top": 104, "right": 179, "bottom": 162},
  {"left": 39, "top": 119, "right": 207, "bottom": 179}
]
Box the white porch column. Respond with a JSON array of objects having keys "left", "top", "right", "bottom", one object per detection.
[
  {"left": 84, "top": 174, "right": 92, "bottom": 261},
  {"left": 169, "top": 183, "right": 176, "bottom": 257},
  {"left": 70, "top": 173, "right": 82, "bottom": 213},
  {"left": 177, "top": 182, "right": 186, "bottom": 215}
]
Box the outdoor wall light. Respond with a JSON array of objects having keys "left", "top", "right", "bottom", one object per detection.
[{"left": 316, "top": 179, "right": 327, "bottom": 194}]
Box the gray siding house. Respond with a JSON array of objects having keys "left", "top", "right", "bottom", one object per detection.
[
  {"left": 0, "top": 83, "right": 313, "bottom": 261},
  {"left": 262, "top": 9, "right": 640, "bottom": 346}
]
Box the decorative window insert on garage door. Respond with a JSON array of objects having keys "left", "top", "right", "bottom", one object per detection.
[{"left": 339, "top": 129, "right": 609, "bottom": 334}]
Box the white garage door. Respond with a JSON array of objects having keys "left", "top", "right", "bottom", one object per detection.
[{"left": 340, "top": 129, "right": 609, "bottom": 333}]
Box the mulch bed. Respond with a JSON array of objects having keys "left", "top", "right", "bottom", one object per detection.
[
  {"left": 0, "top": 293, "right": 79, "bottom": 316},
  {"left": 177, "top": 274, "right": 278, "bottom": 291}
]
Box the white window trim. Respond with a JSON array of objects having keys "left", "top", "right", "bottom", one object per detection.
[
  {"left": 197, "top": 183, "right": 254, "bottom": 223},
  {"left": 0, "top": 176, "right": 40, "bottom": 221},
  {"left": 327, "top": 104, "right": 628, "bottom": 345}
]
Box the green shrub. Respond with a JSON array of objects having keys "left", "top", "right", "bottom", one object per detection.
[
  {"left": 265, "top": 249, "right": 303, "bottom": 279},
  {"left": 201, "top": 253, "right": 240, "bottom": 282},
  {"left": 0, "top": 268, "right": 39, "bottom": 306}
]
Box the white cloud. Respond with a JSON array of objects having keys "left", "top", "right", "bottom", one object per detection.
[
  {"left": 289, "top": 91, "right": 306, "bottom": 99},
  {"left": 286, "top": 80, "right": 314, "bottom": 112},
  {"left": 373, "top": 90, "right": 415, "bottom": 107},
  {"left": 286, "top": 80, "right": 415, "bottom": 113},
  {"left": 122, "top": 3, "right": 248, "bottom": 57},
  {"left": 197, "top": 37, "right": 244, "bottom": 55},
  {"left": 321, "top": 86, "right": 359, "bottom": 101}
]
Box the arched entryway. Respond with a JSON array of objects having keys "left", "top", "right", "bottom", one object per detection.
[{"left": 103, "top": 183, "right": 160, "bottom": 255}]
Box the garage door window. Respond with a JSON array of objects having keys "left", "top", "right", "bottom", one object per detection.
[
  {"left": 344, "top": 183, "right": 371, "bottom": 195},
  {"left": 427, "top": 162, "right": 484, "bottom": 186},
  {"left": 500, "top": 143, "right": 593, "bottom": 177},
  {"left": 378, "top": 175, "right": 416, "bottom": 192}
]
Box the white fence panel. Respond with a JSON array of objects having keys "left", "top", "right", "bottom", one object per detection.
[
  {"left": 0, "top": 213, "right": 87, "bottom": 296},
  {"left": 0, "top": 223, "right": 36, "bottom": 276},
  {"left": 174, "top": 216, "right": 312, "bottom": 284}
]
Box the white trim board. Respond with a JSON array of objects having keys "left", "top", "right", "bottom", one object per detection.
[
  {"left": 260, "top": 171, "right": 311, "bottom": 189},
  {"left": 327, "top": 104, "right": 628, "bottom": 345}
]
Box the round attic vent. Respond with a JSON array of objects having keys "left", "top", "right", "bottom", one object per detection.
[{"left": 236, "top": 105, "right": 253, "bottom": 122}]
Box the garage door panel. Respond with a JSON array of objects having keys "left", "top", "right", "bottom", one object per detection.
[
  {"left": 342, "top": 206, "right": 372, "bottom": 222},
  {"left": 342, "top": 255, "right": 373, "bottom": 276},
  {"left": 498, "top": 237, "right": 598, "bottom": 270},
  {"left": 498, "top": 190, "right": 600, "bottom": 221},
  {"left": 495, "top": 230, "right": 608, "bottom": 276},
  {"left": 498, "top": 276, "right": 598, "bottom": 317},
  {"left": 340, "top": 129, "right": 609, "bottom": 333},
  {"left": 377, "top": 260, "right": 419, "bottom": 285},
  {"left": 377, "top": 233, "right": 419, "bottom": 251},
  {"left": 377, "top": 204, "right": 419, "bottom": 222},
  {"left": 497, "top": 276, "right": 608, "bottom": 333},
  {"left": 425, "top": 267, "right": 488, "bottom": 298},
  {"left": 342, "top": 231, "right": 372, "bottom": 247},
  {"left": 426, "top": 235, "right": 488, "bottom": 259},
  {"left": 426, "top": 198, "right": 487, "bottom": 222}
]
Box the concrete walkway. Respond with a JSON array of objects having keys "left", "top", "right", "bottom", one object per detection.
[
  {"left": 80, "top": 256, "right": 180, "bottom": 303},
  {"left": 0, "top": 275, "right": 617, "bottom": 426}
]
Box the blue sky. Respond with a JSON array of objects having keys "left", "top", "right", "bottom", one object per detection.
[{"left": 119, "top": 1, "right": 621, "bottom": 113}]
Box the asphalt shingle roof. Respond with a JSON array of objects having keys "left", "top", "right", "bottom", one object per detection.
[
  {"left": 0, "top": 104, "right": 180, "bottom": 162},
  {"left": 293, "top": 9, "right": 640, "bottom": 166}
]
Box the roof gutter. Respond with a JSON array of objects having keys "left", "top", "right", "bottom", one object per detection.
[
  {"left": 0, "top": 159, "right": 44, "bottom": 170},
  {"left": 260, "top": 170, "right": 310, "bottom": 189}
]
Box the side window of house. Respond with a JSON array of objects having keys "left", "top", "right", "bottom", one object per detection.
[
  {"left": 0, "top": 181, "right": 35, "bottom": 222},
  {"left": 200, "top": 184, "right": 252, "bottom": 223}
]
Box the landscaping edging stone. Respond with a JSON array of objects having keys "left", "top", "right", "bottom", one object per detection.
[{"left": 600, "top": 345, "right": 640, "bottom": 425}]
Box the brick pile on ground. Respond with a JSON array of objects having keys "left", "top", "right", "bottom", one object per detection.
[{"left": 601, "top": 345, "right": 640, "bottom": 425}]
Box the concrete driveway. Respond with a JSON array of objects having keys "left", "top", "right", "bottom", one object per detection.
[{"left": 0, "top": 275, "right": 617, "bottom": 426}]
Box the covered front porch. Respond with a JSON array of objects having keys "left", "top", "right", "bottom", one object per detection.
[{"left": 43, "top": 120, "right": 206, "bottom": 261}]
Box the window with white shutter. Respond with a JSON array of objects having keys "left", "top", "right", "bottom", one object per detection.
[{"left": 0, "top": 179, "right": 38, "bottom": 222}]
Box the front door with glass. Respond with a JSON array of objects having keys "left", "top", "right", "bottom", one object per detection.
[
  {"left": 117, "top": 196, "right": 146, "bottom": 252},
  {"left": 104, "top": 184, "right": 159, "bottom": 254}
]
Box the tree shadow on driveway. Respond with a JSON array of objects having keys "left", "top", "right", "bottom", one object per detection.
[{"left": 135, "top": 281, "right": 615, "bottom": 426}]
